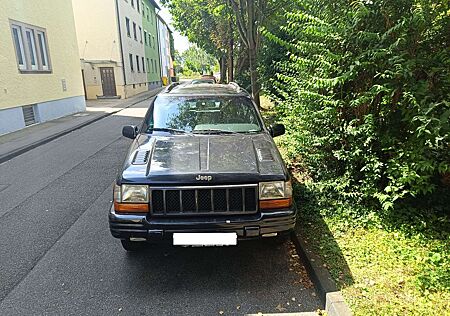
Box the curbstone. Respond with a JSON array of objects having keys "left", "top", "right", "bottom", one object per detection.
[{"left": 290, "top": 232, "right": 352, "bottom": 316}]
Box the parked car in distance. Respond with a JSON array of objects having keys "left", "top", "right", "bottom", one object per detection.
[
  {"left": 110, "top": 82, "right": 294, "bottom": 251},
  {"left": 201, "top": 74, "right": 217, "bottom": 83},
  {"left": 191, "top": 78, "right": 215, "bottom": 84}
]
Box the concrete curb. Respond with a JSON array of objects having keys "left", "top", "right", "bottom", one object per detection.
[
  {"left": 0, "top": 89, "right": 161, "bottom": 165},
  {"left": 290, "top": 232, "right": 352, "bottom": 316}
]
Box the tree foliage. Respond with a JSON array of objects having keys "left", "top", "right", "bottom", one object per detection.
[
  {"left": 266, "top": 0, "right": 450, "bottom": 217},
  {"left": 175, "top": 46, "right": 218, "bottom": 76}
]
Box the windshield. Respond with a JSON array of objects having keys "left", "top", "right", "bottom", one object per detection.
[{"left": 145, "top": 96, "right": 263, "bottom": 133}]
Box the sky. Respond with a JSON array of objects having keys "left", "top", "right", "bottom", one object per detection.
[{"left": 155, "top": 0, "right": 191, "bottom": 52}]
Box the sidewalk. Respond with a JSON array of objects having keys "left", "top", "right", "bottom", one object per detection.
[{"left": 0, "top": 88, "right": 162, "bottom": 164}]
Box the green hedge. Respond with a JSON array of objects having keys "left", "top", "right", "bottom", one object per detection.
[{"left": 265, "top": 0, "right": 450, "bottom": 217}]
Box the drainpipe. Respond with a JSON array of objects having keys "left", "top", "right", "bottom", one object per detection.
[{"left": 115, "top": 0, "right": 127, "bottom": 95}]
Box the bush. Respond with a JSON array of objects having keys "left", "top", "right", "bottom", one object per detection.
[{"left": 266, "top": 0, "right": 450, "bottom": 217}]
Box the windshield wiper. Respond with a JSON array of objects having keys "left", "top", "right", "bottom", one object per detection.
[
  {"left": 148, "top": 127, "right": 187, "bottom": 134},
  {"left": 193, "top": 129, "right": 238, "bottom": 134}
]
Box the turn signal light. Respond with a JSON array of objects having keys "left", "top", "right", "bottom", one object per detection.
[
  {"left": 114, "top": 201, "right": 149, "bottom": 213},
  {"left": 259, "top": 198, "right": 292, "bottom": 210}
]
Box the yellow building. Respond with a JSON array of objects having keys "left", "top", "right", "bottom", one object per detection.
[
  {"left": 72, "top": 0, "right": 161, "bottom": 100},
  {"left": 0, "top": 0, "right": 85, "bottom": 135}
]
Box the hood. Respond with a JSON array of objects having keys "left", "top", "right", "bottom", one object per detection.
[{"left": 121, "top": 133, "right": 288, "bottom": 184}]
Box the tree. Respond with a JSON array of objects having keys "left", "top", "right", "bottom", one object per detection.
[
  {"left": 162, "top": 0, "right": 233, "bottom": 82},
  {"left": 178, "top": 46, "right": 218, "bottom": 75}
]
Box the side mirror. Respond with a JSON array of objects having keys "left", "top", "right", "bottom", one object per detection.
[
  {"left": 270, "top": 123, "right": 285, "bottom": 138},
  {"left": 122, "top": 125, "right": 138, "bottom": 139}
]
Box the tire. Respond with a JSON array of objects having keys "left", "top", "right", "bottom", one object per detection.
[{"left": 120, "top": 239, "right": 147, "bottom": 252}]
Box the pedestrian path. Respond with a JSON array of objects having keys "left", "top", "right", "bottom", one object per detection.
[{"left": 0, "top": 88, "right": 162, "bottom": 164}]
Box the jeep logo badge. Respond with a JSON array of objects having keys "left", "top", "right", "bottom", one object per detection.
[{"left": 196, "top": 175, "right": 212, "bottom": 181}]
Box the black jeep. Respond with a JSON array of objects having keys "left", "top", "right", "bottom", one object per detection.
[{"left": 110, "top": 82, "right": 295, "bottom": 251}]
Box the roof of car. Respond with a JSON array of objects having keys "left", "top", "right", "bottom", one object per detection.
[{"left": 161, "top": 82, "right": 250, "bottom": 97}]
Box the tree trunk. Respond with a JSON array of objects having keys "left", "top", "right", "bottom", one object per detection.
[
  {"left": 228, "top": 16, "right": 234, "bottom": 82},
  {"left": 246, "top": 0, "right": 260, "bottom": 108},
  {"left": 220, "top": 56, "right": 227, "bottom": 83},
  {"left": 248, "top": 47, "right": 260, "bottom": 108}
]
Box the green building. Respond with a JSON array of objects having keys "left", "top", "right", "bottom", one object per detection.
[{"left": 141, "top": 0, "right": 161, "bottom": 89}]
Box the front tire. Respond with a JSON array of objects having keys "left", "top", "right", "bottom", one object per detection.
[{"left": 120, "top": 239, "right": 147, "bottom": 252}]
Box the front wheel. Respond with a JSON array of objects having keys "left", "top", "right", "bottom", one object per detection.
[{"left": 120, "top": 239, "right": 147, "bottom": 252}]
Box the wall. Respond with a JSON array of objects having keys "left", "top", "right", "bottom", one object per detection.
[
  {"left": 118, "top": 0, "right": 148, "bottom": 93},
  {"left": 157, "top": 16, "right": 170, "bottom": 84},
  {"left": 72, "top": 0, "right": 125, "bottom": 99},
  {"left": 142, "top": 0, "right": 161, "bottom": 89},
  {"left": 0, "top": 0, "right": 85, "bottom": 110}
]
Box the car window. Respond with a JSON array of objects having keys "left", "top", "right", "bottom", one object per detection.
[{"left": 145, "top": 96, "right": 262, "bottom": 133}]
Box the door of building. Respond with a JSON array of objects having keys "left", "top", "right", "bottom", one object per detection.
[{"left": 100, "top": 67, "right": 117, "bottom": 96}]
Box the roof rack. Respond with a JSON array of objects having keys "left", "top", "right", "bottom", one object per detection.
[
  {"left": 228, "top": 82, "right": 241, "bottom": 91},
  {"left": 228, "top": 82, "right": 251, "bottom": 95},
  {"left": 164, "top": 82, "right": 181, "bottom": 93}
]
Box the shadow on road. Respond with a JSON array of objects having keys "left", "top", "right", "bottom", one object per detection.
[{"left": 111, "top": 239, "right": 321, "bottom": 314}]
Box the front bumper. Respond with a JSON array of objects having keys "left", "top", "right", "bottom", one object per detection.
[{"left": 109, "top": 204, "right": 297, "bottom": 242}]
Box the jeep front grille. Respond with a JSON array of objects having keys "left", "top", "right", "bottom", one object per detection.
[{"left": 149, "top": 184, "right": 258, "bottom": 216}]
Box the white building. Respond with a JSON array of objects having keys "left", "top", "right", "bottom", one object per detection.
[
  {"left": 117, "top": 0, "right": 148, "bottom": 96},
  {"left": 157, "top": 15, "right": 174, "bottom": 85}
]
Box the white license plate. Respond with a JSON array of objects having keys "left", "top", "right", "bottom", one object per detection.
[{"left": 173, "top": 233, "right": 237, "bottom": 246}]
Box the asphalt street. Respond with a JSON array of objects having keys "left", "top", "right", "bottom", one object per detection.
[{"left": 0, "top": 98, "right": 320, "bottom": 315}]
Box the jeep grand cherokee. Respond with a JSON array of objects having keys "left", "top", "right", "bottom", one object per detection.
[{"left": 109, "top": 82, "right": 295, "bottom": 251}]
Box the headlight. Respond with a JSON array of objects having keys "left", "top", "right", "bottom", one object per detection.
[
  {"left": 259, "top": 181, "right": 292, "bottom": 200},
  {"left": 121, "top": 184, "right": 149, "bottom": 203},
  {"left": 259, "top": 181, "right": 293, "bottom": 210}
]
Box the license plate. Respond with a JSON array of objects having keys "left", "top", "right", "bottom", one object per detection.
[{"left": 173, "top": 233, "right": 237, "bottom": 246}]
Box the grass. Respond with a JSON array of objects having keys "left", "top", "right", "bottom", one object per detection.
[
  {"left": 261, "top": 99, "right": 450, "bottom": 315},
  {"left": 291, "top": 176, "right": 450, "bottom": 316},
  {"left": 300, "top": 212, "right": 449, "bottom": 315}
]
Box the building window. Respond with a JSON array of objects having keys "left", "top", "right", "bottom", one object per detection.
[
  {"left": 131, "top": 0, "right": 134, "bottom": 8},
  {"left": 142, "top": 2, "right": 145, "bottom": 16},
  {"left": 129, "top": 53, "right": 134, "bottom": 72},
  {"left": 146, "top": 58, "right": 150, "bottom": 73},
  {"left": 37, "top": 31, "right": 49, "bottom": 70},
  {"left": 136, "top": 0, "right": 140, "bottom": 13},
  {"left": 142, "top": 57, "right": 145, "bottom": 73},
  {"left": 151, "top": 59, "right": 154, "bottom": 73},
  {"left": 136, "top": 55, "right": 140, "bottom": 72},
  {"left": 10, "top": 20, "right": 51, "bottom": 73},
  {"left": 147, "top": 8, "right": 149, "bottom": 21},
  {"left": 125, "top": 17, "right": 130, "bottom": 37},
  {"left": 139, "top": 26, "right": 142, "bottom": 43},
  {"left": 11, "top": 25, "right": 26, "bottom": 70},
  {"left": 152, "top": 35, "right": 155, "bottom": 48},
  {"left": 144, "top": 31, "right": 147, "bottom": 45},
  {"left": 133, "top": 22, "right": 137, "bottom": 40}
]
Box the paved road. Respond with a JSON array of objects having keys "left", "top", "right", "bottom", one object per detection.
[{"left": 0, "top": 99, "right": 320, "bottom": 315}]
